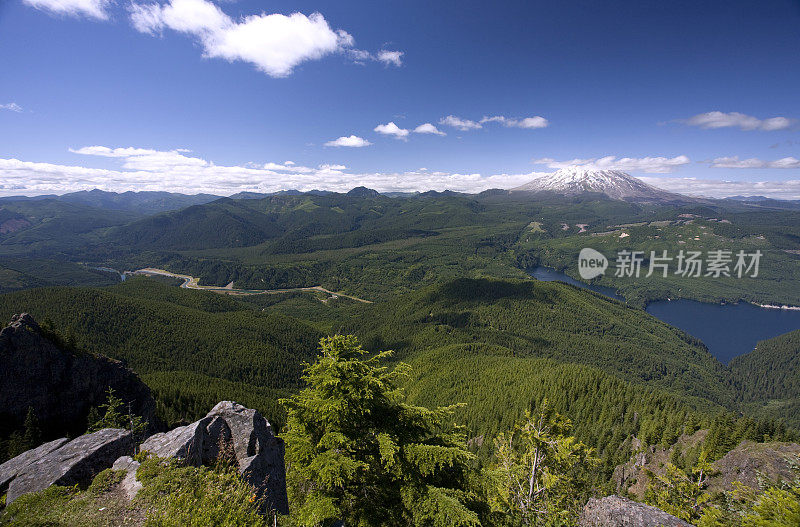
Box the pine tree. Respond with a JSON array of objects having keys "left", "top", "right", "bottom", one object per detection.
[
  {"left": 281, "top": 335, "right": 481, "bottom": 527},
  {"left": 87, "top": 387, "right": 148, "bottom": 442},
  {"left": 22, "top": 407, "right": 41, "bottom": 449}
]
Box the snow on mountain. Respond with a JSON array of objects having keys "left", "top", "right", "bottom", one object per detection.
[{"left": 511, "top": 167, "right": 684, "bottom": 202}]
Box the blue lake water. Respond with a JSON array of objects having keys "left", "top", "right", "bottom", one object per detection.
[{"left": 528, "top": 266, "right": 800, "bottom": 364}]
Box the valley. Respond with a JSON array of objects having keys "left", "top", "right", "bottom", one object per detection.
[
  {"left": 128, "top": 267, "right": 372, "bottom": 302},
  {"left": 1, "top": 184, "right": 799, "bottom": 525}
]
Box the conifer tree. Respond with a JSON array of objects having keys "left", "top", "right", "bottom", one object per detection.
[
  {"left": 87, "top": 387, "right": 147, "bottom": 442},
  {"left": 281, "top": 335, "right": 481, "bottom": 527}
]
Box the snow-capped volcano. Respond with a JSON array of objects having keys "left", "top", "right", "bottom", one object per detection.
[{"left": 512, "top": 167, "right": 683, "bottom": 202}]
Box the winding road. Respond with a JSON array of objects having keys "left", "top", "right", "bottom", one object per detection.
[{"left": 132, "top": 268, "right": 372, "bottom": 303}]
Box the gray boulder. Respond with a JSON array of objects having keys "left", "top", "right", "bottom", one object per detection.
[
  {"left": 139, "top": 401, "right": 288, "bottom": 515},
  {"left": 206, "top": 402, "right": 287, "bottom": 514},
  {"left": 0, "top": 437, "right": 69, "bottom": 494},
  {"left": 140, "top": 416, "right": 214, "bottom": 465},
  {"left": 6, "top": 428, "right": 133, "bottom": 504},
  {"left": 579, "top": 496, "right": 693, "bottom": 527}
]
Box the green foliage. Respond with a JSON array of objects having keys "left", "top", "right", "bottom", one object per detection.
[
  {"left": 87, "top": 387, "right": 148, "bottom": 443},
  {"left": 696, "top": 481, "right": 800, "bottom": 527},
  {"left": 487, "top": 401, "right": 597, "bottom": 526},
  {"left": 87, "top": 468, "right": 126, "bottom": 494},
  {"left": 739, "top": 483, "right": 800, "bottom": 526},
  {"left": 281, "top": 335, "right": 481, "bottom": 527},
  {"left": 136, "top": 457, "right": 270, "bottom": 526},
  {"left": 0, "top": 457, "right": 270, "bottom": 526},
  {"left": 1, "top": 408, "right": 42, "bottom": 462},
  {"left": 644, "top": 453, "right": 714, "bottom": 522}
]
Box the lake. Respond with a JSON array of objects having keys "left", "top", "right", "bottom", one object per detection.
[{"left": 528, "top": 266, "right": 800, "bottom": 364}]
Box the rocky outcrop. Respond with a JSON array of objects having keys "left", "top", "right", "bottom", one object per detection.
[
  {"left": 0, "top": 313, "right": 161, "bottom": 439},
  {"left": 140, "top": 401, "right": 288, "bottom": 514},
  {"left": 579, "top": 496, "right": 693, "bottom": 526},
  {"left": 3, "top": 428, "right": 132, "bottom": 504},
  {"left": 613, "top": 431, "right": 800, "bottom": 497},
  {"left": 0, "top": 437, "right": 69, "bottom": 494},
  {"left": 711, "top": 441, "right": 800, "bottom": 491}
]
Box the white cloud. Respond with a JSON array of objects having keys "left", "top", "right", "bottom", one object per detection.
[
  {"left": 705, "top": 156, "right": 800, "bottom": 169},
  {"left": 413, "top": 123, "right": 446, "bottom": 136},
  {"left": 439, "top": 114, "right": 549, "bottom": 131},
  {"left": 439, "top": 115, "right": 482, "bottom": 131},
  {"left": 7, "top": 146, "right": 800, "bottom": 199},
  {"left": 0, "top": 147, "right": 547, "bottom": 196},
  {"left": 376, "top": 50, "right": 403, "bottom": 67},
  {"left": 128, "top": 0, "right": 396, "bottom": 77},
  {"left": 480, "top": 115, "right": 549, "bottom": 129},
  {"left": 373, "top": 122, "right": 409, "bottom": 140},
  {"left": 23, "top": 0, "right": 110, "bottom": 20},
  {"left": 324, "top": 135, "right": 371, "bottom": 148},
  {"left": 683, "top": 111, "right": 796, "bottom": 131},
  {"left": 532, "top": 155, "right": 691, "bottom": 174},
  {"left": 0, "top": 103, "right": 23, "bottom": 112},
  {"left": 345, "top": 49, "right": 403, "bottom": 67},
  {"left": 639, "top": 176, "right": 800, "bottom": 200}
]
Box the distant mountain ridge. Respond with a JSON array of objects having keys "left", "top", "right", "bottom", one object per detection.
[
  {"left": 0, "top": 190, "right": 221, "bottom": 214},
  {"left": 512, "top": 167, "right": 688, "bottom": 202}
]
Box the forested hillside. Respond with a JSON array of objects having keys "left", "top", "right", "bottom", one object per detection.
[
  {"left": 730, "top": 329, "right": 800, "bottom": 428},
  {"left": 0, "top": 275, "right": 794, "bottom": 482},
  {"left": 341, "top": 277, "right": 732, "bottom": 406},
  {"left": 0, "top": 278, "right": 322, "bottom": 426}
]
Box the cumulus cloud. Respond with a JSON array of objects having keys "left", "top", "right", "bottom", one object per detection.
[
  {"left": 439, "top": 115, "right": 482, "bottom": 131},
  {"left": 480, "top": 115, "right": 549, "bottom": 129},
  {"left": 532, "top": 155, "right": 691, "bottom": 174},
  {"left": 374, "top": 122, "right": 409, "bottom": 140},
  {"left": 23, "top": 0, "right": 110, "bottom": 19},
  {"left": 413, "top": 123, "right": 446, "bottom": 136},
  {"left": 324, "top": 135, "right": 371, "bottom": 147},
  {"left": 639, "top": 176, "right": 800, "bottom": 200},
  {"left": 683, "top": 111, "right": 796, "bottom": 131},
  {"left": 705, "top": 156, "right": 800, "bottom": 169},
  {"left": 0, "top": 103, "right": 23, "bottom": 112},
  {"left": 128, "top": 0, "right": 397, "bottom": 77}
]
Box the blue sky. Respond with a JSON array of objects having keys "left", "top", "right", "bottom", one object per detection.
[{"left": 1, "top": 0, "right": 799, "bottom": 197}]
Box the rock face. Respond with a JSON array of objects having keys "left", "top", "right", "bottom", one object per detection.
[
  {"left": 613, "top": 431, "right": 800, "bottom": 497},
  {"left": 0, "top": 313, "right": 160, "bottom": 439},
  {"left": 711, "top": 441, "right": 800, "bottom": 491},
  {"left": 3, "top": 428, "right": 133, "bottom": 504},
  {"left": 0, "top": 437, "right": 69, "bottom": 494},
  {"left": 579, "top": 496, "right": 693, "bottom": 527},
  {"left": 141, "top": 401, "right": 288, "bottom": 514}
]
